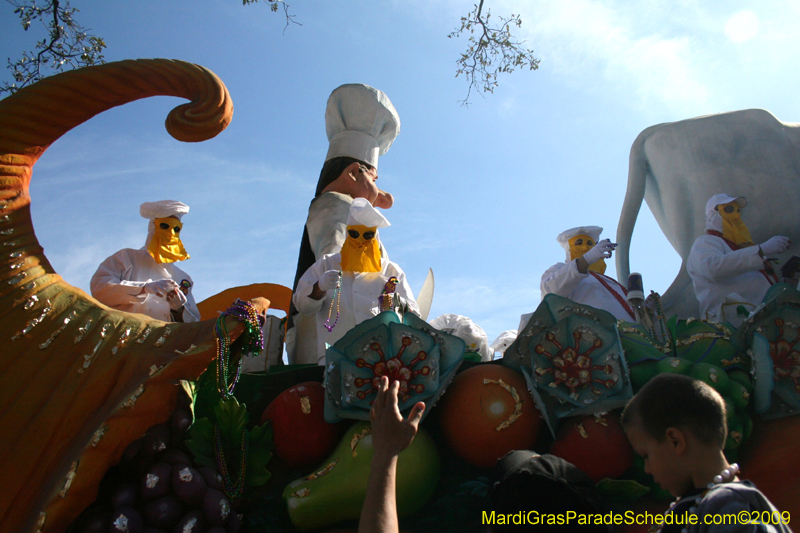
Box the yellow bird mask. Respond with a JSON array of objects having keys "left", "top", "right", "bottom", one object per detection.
[
  {"left": 147, "top": 217, "right": 190, "bottom": 264},
  {"left": 569, "top": 234, "right": 606, "bottom": 274},
  {"left": 340, "top": 224, "right": 381, "bottom": 273},
  {"left": 717, "top": 201, "right": 754, "bottom": 247}
]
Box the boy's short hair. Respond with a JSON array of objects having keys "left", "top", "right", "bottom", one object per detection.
[{"left": 620, "top": 373, "right": 727, "bottom": 447}]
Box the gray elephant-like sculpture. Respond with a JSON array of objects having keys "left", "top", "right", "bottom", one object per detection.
[{"left": 615, "top": 109, "right": 800, "bottom": 318}]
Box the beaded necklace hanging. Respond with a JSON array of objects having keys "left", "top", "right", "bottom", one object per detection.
[
  {"left": 212, "top": 299, "right": 264, "bottom": 499},
  {"left": 214, "top": 424, "right": 248, "bottom": 500},
  {"left": 214, "top": 299, "right": 264, "bottom": 398},
  {"left": 654, "top": 463, "right": 739, "bottom": 533},
  {"left": 324, "top": 271, "right": 343, "bottom": 332}
]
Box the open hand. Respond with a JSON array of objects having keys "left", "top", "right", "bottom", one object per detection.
[{"left": 370, "top": 376, "right": 425, "bottom": 462}]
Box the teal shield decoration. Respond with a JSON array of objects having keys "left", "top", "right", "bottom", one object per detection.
[
  {"left": 324, "top": 311, "right": 465, "bottom": 423},
  {"left": 504, "top": 294, "right": 632, "bottom": 436}
]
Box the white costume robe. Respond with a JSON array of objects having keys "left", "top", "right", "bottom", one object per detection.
[
  {"left": 540, "top": 260, "right": 635, "bottom": 321},
  {"left": 90, "top": 248, "right": 201, "bottom": 323},
  {"left": 293, "top": 252, "right": 419, "bottom": 364},
  {"left": 687, "top": 234, "right": 774, "bottom": 325},
  {"left": 291, "top": 192, "right": 392, "bottom": 364},
  {"left": 289, "top": 193, "right": 352, "bottom": 364}
]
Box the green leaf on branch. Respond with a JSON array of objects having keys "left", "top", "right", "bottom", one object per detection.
[{"left": 449, "top": 0, "right": 540, "bottom": 105}]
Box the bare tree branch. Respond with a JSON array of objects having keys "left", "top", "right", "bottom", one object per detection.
[
  {"left": 242, "top": 0, "right": 301, "bottom": 34},
  {"left": 449, "top": 0, "right": 540, "bottom": 106},
  {"left": 2, "top": 0, "right": 106, "bottom": 95}
]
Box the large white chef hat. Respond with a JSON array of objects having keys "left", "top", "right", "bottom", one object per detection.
[
  {"left": 325, "top": 84, "right": 400, "bottom": 169},
  {"left": 556, "top": 226, "right": 603, "bottom": 261},
  {"left": 705, "top": 193, "right": 746, "bottom": 231},
  {"left": 140, "top": 200, "right": 190, "bottom": 245},
  {"left": 347, "top": 197, "right": 390, "bottom": 228}
]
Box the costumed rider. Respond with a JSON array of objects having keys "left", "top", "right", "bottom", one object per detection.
[
  {"left": 687, "top": 193, "right": 790, "bottom": 326},
  {"left": 293, "top": 198, "right": 420, "bottom": 364},
  {"left": 287, "top": 83, "right": 400, "bottom": 364},
  {"left": 90, "top": 200, "right": 201, "bottom": 323},
  {"left": 540, "top": 226, "right": 635, "bottom": 321}
]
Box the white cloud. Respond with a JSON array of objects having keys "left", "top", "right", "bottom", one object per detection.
[
  {"left": 508, "top": 0, "right": 712, "bottom": 114},
  {"left": 724, "top": 10, "right": 760, "bottom": 43}
]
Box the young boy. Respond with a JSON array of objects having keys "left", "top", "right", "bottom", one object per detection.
[{"left": 621, "top": 373, "right": 791, "bottom": 532}]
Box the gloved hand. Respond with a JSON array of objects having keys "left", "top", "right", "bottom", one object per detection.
[
  {"left": 318, "top": 270, "right": 341, "bottom": 292},
  {"left": 166, "top": 288, "right": 188, "bottom": 310},
  {"left": 760, "top": 236, "right": 790, "bottom": 256},
  {"left": 144, "top": 279, "right": 178, "bottom": 298},
  {"left": 582, "top": 239, "right": 616, "bottom": 265}
]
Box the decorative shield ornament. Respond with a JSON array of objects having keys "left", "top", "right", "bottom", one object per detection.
[
  {"left": 324, "top": 311, "right": 465, "bottom": 423},
  {"left": 738, "top": 283, "right": 800, "bottom": 420},
  {"left": 505, "top": 294, "right": 632, "bottom": 436}
]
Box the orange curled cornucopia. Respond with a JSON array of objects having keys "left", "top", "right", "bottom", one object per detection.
[{"left": 0, "top": 59, "right": 244, "bottom": 533}]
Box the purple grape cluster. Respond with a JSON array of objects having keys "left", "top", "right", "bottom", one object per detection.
[{"left": 70, "top": 391, "right": 242, "bottom": 533}]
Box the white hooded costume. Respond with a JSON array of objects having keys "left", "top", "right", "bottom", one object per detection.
[
  {"left": 293, "top": 199, "right": 419, "bottom": 364},
  {"left": 687, "top": 194, "right": 777, "bottom": 325},
  {"left": 289, "top": 84, "right": 401, "bottom": 364},
  {"left": 540, "top": 226, "right": 635, "bottom": 322},
  {"left": 90, "top": 200, "right": 201, "bottom": 323}
]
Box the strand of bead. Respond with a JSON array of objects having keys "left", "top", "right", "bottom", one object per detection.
[
  {"left": 324, "top": 272, "right": 342, "bottom": 332},
  {"left": 215, "top": 299, "right": 265, "bottom": 399},
  {"left": 214, "top": 423, "right": 248, "bottom": 500},
  {"left": 658, "top": 463, "right": 740, "bottom": 533},
  {"left": 211, "top": 299, "right": 262, "bottom": 500}
]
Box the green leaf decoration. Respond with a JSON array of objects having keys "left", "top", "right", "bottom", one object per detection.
[
  {"left": 185, "top": 417, "right": 215, "bottom": 468},
  {"left": 246, "top": 420, "right": 274, "bottom": 488},
  {"left": 214, "top": 396, "right": 250, "bottom": 441},
  {"left": 185, "top": 396, "right": 274, "bottom": 493},
  {"left": 192, "top": 361, "right": 223, "bottom": 423},
  {"left": 179, "top": 379, "right": 197, "bottom": 418}
]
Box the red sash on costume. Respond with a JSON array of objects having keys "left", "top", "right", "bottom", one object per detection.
[
  {"left": 588, "top": 272, "right": 636, "bottom": 320},
  {"left": 706, "top": 230, "right": 779, "bottom": 285}
]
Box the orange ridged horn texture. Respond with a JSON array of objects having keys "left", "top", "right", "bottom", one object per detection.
[{"left": 0, "top": 59, "right": 237, "bottom": 533}]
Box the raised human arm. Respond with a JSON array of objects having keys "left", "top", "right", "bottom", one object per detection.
[{"left": 358, "top": 377, "right": 425, "bottom": 533}]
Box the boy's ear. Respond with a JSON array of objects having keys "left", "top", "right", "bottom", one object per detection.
[{"left": 665, "top": 427, "right": 687, "bottom": 455}]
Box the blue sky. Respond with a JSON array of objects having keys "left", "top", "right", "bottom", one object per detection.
[{"left": 2, "top": 0, "right": 800, "bottom": 344}]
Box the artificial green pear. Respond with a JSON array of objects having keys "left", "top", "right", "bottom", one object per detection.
[{"left": 283, "top": 421, "right": 440, "bottom": 531}]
